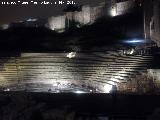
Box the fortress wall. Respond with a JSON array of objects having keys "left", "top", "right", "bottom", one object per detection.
[
  {"left": 48, "top": 4, "right": 105, "bottom": 30},
  {"left": 90, "top": 6, "right": 104, "bottom": 23},
  {"left": 47, "top": 0, "right": 136, "bottom": 31},
  {"left": 149, "top": 0, "right": 160, "bottom": 46},
  {"left": 144, "top": 0, "right": 153, "bottom": 41},
  {"left": 48, "top": 15, "right": 66, "bottom": 31},
  {"left": 66, "top": 12, "right": 72, "bottom": 20},
  {"left": 116, "top": 0, "right": 135, "bottom": 16},
  {"left": 74, "top": 11, "right": 84, "bottom": 24},
  {"left": 82, "top": 5, "right": 91, "bottom": 24}
]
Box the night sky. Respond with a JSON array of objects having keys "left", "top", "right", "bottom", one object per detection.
[{"left": 0, "top": 0, "right": 105, "bottom": 25}]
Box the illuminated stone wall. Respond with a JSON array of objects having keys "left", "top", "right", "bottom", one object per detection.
[
  {"left": 147, "top": 69, "right": 160, "bottom": 90},
  {"left": 90, "top": 5, "right": 104, "bottom": 23},
  {"left": 150, "top": 0, "right": 160, "bottom": 46},
  {"left": 104, "top": 0, "right": 135, "bottom": 17},
  {"left": 48, "top": 15, "right": 66, "bottom": 31},
  {"left": 148, "top": 69, "right": 160, "bottom": 83},
  {"left": 104, "top": 0, "right": 116, "bottom": 16},
  {"left": 73, "top": 11, "right": 84, "bottom": 25},
  {"left": 66, "top": 5, "right": 92, "bottom": 25},
  {"left": 82, "top": 5, "right": 91, "bottom": 24},
  {"left": 48, "top": 5, "right": 104, "bottom": 31},
  {"left": 144, "top": 0, "right": 160, "bottom": 46},
  {"left": 47, "top": 0, "right": 136, "bottom": 31},
  {"left": 116, "top": 0, "right": 135, "bottom": 16},
  {"left": 144, "top": 0, "right": 153, "bottom": 41}
]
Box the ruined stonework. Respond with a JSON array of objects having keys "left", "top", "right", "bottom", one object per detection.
[
  {"left": 66, "top": 5, "right": 92, "bottom": 26},
  {"left": 116, "top": 0, "right": 135, "bottom": 16},
  {"left": 104, "top": 0, "right": 116, "bottom": 16},
  {"left": 90, "top": 5, "right": 105, "bottom": 23},
  {"left": 147, "top": 69, "right": 160, "bottom": 90},
  {"left": 144, "top": 0, "right": 160, "bottom": 46},
  {"left": 48, "top": 15, "right": 66, "bottom": 32},
  {"left": 82, "top": 6, "right": 91, "bottom": 24},
  {"left": 47, "top": 0, "right": 136, "bottom": 32},
  {"left": 150, "top": 0, "right": 160, "bottom": 46},
  {"left": 144, "top": 0, "right": 153, "bottom": 41},
  {"left": 73, "top": 11, "right": 84, "bottom": 25}
]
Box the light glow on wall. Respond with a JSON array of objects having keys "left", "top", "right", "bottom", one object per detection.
[
  {"left": 108, "top": 81, "right": 116, "bottom": 85},
  {"left": 104, "top": 84, "right": 112, "bottom": 93},
  {"left": 74, "top": 90, "right": 86, "bottom": 94},
  {"left": 67, "top": 52, "right": 76, "bottom": 59},
  {"left": 130, "top": 49, "right": 135, "bottom": 55},
  {"left": 26, "top": 18, "right": 38, "bottom": 22},
  {"left": 111, "top": 8, "right": 117, "bottom": 17},
  {"left": 1, "top": 24, "right": 9, "bottom": 30}
]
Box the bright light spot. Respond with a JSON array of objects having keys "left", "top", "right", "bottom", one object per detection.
[
  {"left": 104, "top": 84, "right": 112, "bottom": 93},
  {"left": 130, "top": 49, "right": 134, "bottom": 55},
  {"left": 110, "top": 78, "right": 120, "bottom": 82},
  {"left": 125, "top": 39, "right": 145, "bottom": 44},
  {"left": 51, "top": 27, "right": 55, "bottom": 30},
  {"left": 26, "top": 18, "right": 38, "bottom": 22},
  {"left": 114, "top": 76, "right": 123, "bottom": 80},
  {"left": 4, "top": 88, "right": 10, "bottom": 91},
  {"left": 74, "top": 90, "right": 85, "bottom": 94},
  {"left": 76, "top": 24, "right": 81, "bottom": 28},
  {"left": 56, "top": 90, "right": 60, "bottom": 93},
  {"left": 67, "top": 52, "right": 76, "bottom": 58},
  {"left": 90, "top": 89, "right": 93, "bottom": 92},
  {"left": 111, "top": 8, "right": 117, "bottom": 17},
  {"left": 53, "top": 82, "right": 58, "bottom": 87},
  {"left": 108, "top": 81, "right": 116, "bottom": 85},
  {"left": 1, "top": 24, "right": 9, "bottom": 30}
]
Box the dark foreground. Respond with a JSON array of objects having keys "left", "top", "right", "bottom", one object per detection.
[{"left": 0, "top": 92, "right": 160, "bottom": 120}]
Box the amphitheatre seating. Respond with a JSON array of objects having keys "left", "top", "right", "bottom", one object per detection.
[{"left": 0, "top": 51, "right": 153, "bottom": 92}]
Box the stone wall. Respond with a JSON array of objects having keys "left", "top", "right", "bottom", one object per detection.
[
  {"left": 90, "top": 5, "right": 104, "bottom": 23},
  {"left": 48, "top": 15, "right": 66, "bottom": 31},
  {"left": 148, "top": 69, "right": 160, "bottom": 82},
  {"left": 48, "top": 5, "right": 104, "bottom": 31},
  {"left": 104, "top": 0, "right": 116, "bottom": 16},
  {"left": 144, "top": 0, "right": 160, "bottom": 46},
  {"left": 73, "top": 11, "right": 84, "bottom": 25},
  {"left": 82, "top": 5, "right": 91, "bottom": 24},
  {"left": 116, "top": 0, "right": 135, "bottom": 16},
  {"left": 144, "top": 0, "right": 153, "bottom": 41},
  {"left": 66, "top": 5, "right": 98, "bottom": 25},
  {"left": 47, "top": 0, "right": 136, "bottom": 32},
  {"left": 147, "top": 69, "right": 160, "bottom": 89},
  {"left": 150, "top": 0, "right": 160, "bottom": 46}
]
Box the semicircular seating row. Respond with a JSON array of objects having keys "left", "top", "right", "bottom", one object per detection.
[{"left": 0, "top": 51, "right": 153, "bottom": 92}]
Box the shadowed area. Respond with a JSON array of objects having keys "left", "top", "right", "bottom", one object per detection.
[{"left": 0, "top": 93, "right": 160, "bottom": 120}]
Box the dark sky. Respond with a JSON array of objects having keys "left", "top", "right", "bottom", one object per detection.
[{"left": 0, "top": 0, "right": 105, "bottom": 25}]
